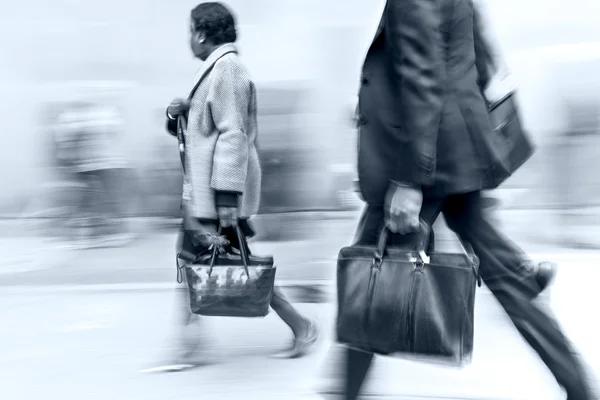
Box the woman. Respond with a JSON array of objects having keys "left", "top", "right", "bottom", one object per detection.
[{"left": 157, "top": 2, "right": 319, "bottom": 371}]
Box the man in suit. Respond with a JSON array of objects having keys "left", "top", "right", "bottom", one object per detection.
[{"left": 344, "top": 0, "right": 596, "bottom": 399}]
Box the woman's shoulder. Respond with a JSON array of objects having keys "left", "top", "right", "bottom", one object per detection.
[
  {"left": 211, "top": 53, "right": 254, "bottom": 90},
  {"left": 212, "top": 53, "right": 251, "bottom": 81}
]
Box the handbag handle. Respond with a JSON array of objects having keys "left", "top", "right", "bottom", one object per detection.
[
  {"left": 374, "top": 220, "right": 431, "bottom": 268},
  {"left": 208, "top": 224, "right": 251, "bottom": 279},
  {"left": 177, "top": 115, "right": 187, "bottom": 174}
]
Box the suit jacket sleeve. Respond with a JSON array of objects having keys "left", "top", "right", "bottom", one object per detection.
[
  {"left": 386, "top": 0, "right": 445, "bottom": 186},
  {"left": 207, "top": 59, "right": 250, "bottom": 196}
]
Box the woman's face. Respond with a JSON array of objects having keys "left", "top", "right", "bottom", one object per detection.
[{"left": 189, "top": 22, "right": 208, "bottom": 60}]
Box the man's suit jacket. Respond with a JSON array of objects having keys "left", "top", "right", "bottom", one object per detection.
[{"left": 357, "top": 0, "right": 502, "bottom": 203}]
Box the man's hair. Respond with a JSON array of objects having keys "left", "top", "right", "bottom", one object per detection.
[{"left": 191, "top": 2, "right": 237, "bottom": 45}]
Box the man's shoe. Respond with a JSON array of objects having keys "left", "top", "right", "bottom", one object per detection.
[
  {"left": 532, "top": 261, "right": 558, "bottom": 293},
  {"left": 272, "top": 321, "right": 320, "bottom": 359}
]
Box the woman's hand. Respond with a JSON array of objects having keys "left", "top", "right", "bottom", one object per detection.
[
  {"left": 217, "top": 206, "right": 239, "bottom": 228},
  {"left": 167, "top": 98, "right": 189, "bottom": 118}
]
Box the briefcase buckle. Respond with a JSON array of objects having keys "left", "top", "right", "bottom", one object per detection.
[{"left": 409, "top": 250, "right": 429, "bottom": 271}]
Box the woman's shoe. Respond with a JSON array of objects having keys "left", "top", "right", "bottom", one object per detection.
[
  {"left": 140, "top": 348, "right": 215, "bottom": 373},
  {"left": 273, "top": 320, "right": 320, "bottom": 359},
  {"left": 140, "top": 362, "right": 197, "bottom": 373}
]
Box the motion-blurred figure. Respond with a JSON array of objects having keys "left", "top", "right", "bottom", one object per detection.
[
  {"left": 154, "top": 2, "right": 318, "bottom": 371},
  {"left": 341, "top": 1, "right": 596, "bottom": 399},
  {"left": 56, "top": 102, "right": 132, "bottom": 246}
]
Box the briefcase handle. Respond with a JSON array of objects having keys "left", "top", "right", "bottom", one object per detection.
[
  {"left": 207, "top": 224, "right": 252, "bottom": 279},
  {"left": 374, "top": 221, "right": 481, "bottom": 285},
  {"left": 374, "top": 220, "right": 432, "bottom": 268}
]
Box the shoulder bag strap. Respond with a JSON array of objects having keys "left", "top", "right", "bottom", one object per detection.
[{"left": 176, "top": 50, "right": 237, "bottom": 174}]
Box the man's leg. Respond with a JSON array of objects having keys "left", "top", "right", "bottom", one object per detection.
[
  {"left": 343, "top": 206, "right": 378, "bottom": 400},
  {"left": 443, "top": 191, "right": 595, "bottom": 400},
  {"left": 343, "top": 201, "right": 444, "bottom": 400}
]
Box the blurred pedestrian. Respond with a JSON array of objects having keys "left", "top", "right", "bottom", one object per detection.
[
  {"left": 341, "top": 0, "right": 596, "bottom": 399},
  {"left": 63, "top": 102, "right": 131, "bottom": 244},
  {"left": 156, "top": 2, "right": 319, "bottom": 371}
]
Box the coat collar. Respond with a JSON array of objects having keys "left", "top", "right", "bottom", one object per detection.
[{"left": 189, "top": 43, "right": 238, "bottom": 98}]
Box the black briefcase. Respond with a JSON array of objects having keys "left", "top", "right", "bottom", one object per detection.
[{"left": 336, "top": 221, "right": 481, "bottom": 366}]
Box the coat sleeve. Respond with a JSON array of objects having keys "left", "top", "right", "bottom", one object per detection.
[
  {"left": 385, "top": 0, "right": 445, "bottom": 186},
  {"left": 207, "top": 59, "right": 250, "bottom": 195}
]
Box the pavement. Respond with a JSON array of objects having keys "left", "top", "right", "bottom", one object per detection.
[
  {"left": 2, "top": 208, "right": 600, "bottom": 291},
  {"left": 0, "top": 213, "right": 600, "bottom": 400},
  {"left": 1, "top": 210, "right": 600, "bottom": 399},
  {"left": 1, "top": 265, "right": 599, "bottom": 400}
]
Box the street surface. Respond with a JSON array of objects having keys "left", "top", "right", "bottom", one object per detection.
[
  {"left": 1, "top": 211, "right": 600, "bottom": 399},
  {"left": 1, "top": 269, "right": 599, "bottom": 400}
]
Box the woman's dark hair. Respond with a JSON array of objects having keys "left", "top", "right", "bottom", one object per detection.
[{"left": 191, "top": 2, "right": 237, "bottom": 45}]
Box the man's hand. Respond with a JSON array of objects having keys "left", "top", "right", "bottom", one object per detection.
[
  {"left": 385, "top": 183, "right": 423, "bottom": 234},
  {"left": 167, "top": 98, "right": 189, "bottom": 118},
  {"left": 217, "top": 206, "right": 239, "bottom": 228}
]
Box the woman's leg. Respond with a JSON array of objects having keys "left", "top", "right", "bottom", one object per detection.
[
  {"left": 269, "top": 286, "right": 319, "bottom": 359},
  {"left": 170, "top": 227, "right": 208, "bottom": 367},
  {"left": 270, "top": 286, "right": 310, "bottom": 337},
  {"left": 226, "top": 225, "right": 312, "bottom": 338}
]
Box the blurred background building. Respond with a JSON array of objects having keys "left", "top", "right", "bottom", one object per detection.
[{"left": 1, "top": 0, "right": 600, "bottom": 245}]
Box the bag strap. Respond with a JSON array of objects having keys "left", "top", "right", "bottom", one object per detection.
[
  {"left": 175, "top": 49, "right": 239, "bottom": 282},
  {"left": 176, "top": 224, "right": 251, "bottom": 283},
  {"left": 208, "top": 224, "right": 251, "bottom": 278},
  {"left": 374, "top": 221, "right": 431, "bottom": 267},
  {"left": 187, "top": 49, "right": 237, "bottom": 101},
  {"left": 374, "top": 220, "right": 482, "bottom": 287},
  {"left": 176, "top": 115, "right": 187, "bottom": 174},
  {"left": 176, "top": 49, "right": 237, "bottom": 176}
]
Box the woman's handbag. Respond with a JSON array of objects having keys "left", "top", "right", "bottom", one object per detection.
[
  {"left": 336, "top": 221, "right": 481, "bottom": 366},
  {"left": 485, "top": 92, "right": 535, "bottom": 187},
  {"left": 177, "top": 225, "right": 277, "bottom": 318}
]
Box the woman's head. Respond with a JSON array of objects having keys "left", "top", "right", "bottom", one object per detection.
[{"left": 189, "top": 2, "right": 237, "bottom": 61}]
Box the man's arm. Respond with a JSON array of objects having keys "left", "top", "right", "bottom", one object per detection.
[
  {"left": 385, "top": 0, "right": 445, "bottom": 187},
  {"left": 207, "top": 59, "right": 250, "bottom": 208}
]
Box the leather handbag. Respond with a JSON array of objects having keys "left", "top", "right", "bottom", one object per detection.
[
  {"left": 177, "top": 225, "right": 277, "bottom": 317},
  {"left": 336, "top": 221, "right": 481, "bottom": 366},
  {"left": 472, "top": 1, "right": 535, "bottom": 187},
  {"left": 484, "top": 92, "right": 535, "bottom": 187}
]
